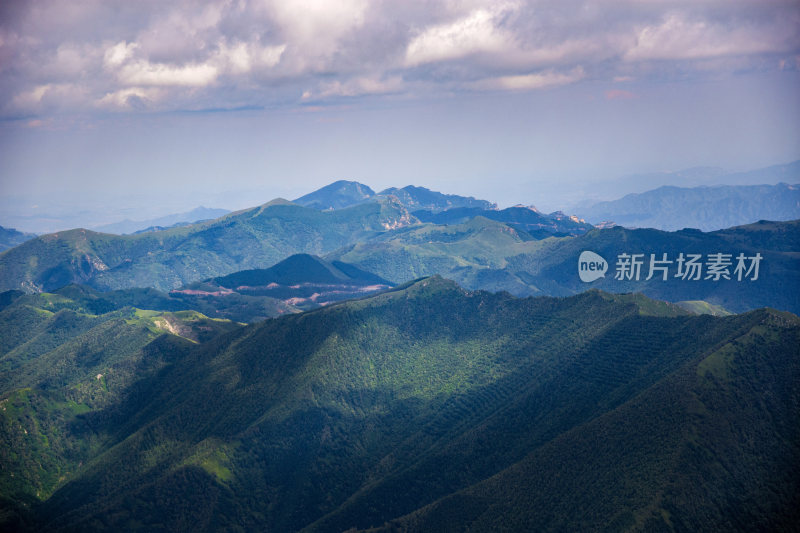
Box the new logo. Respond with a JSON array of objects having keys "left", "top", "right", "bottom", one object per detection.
[{"left": 579, "top": 251, "right": 608, "bottom": 283}]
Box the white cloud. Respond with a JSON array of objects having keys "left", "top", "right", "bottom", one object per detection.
[
  {"left": 267, "top": 0, "right": 369, "bottom": 72},
  {"left": 468, "top": 66, "right": 585, "bottom": 91},
  {"left": 214, "top": 39, "right": 286, "bottom": 75},
  {"left": 12, "top": 84, "right": 51, "bottom": 109},
  {"left": 96, "top": 87, "right": 163, "bottom": 110},
  {"left": 118, "top": 60, "right": 219, "bottom": 87},
  {"left": 310, "top": 76, "right": 405, "bottom": 99},
  {"left": 625, "top": 13, "right": 794, "bottom": 61},
  {"left": 2, "top": 0, "right": 799, "bottom": 116},
  {"left": 405, "top": 5, "right": 517, "bottom": 67},
  {"left": 104, "top": 41, "right": 138, "bottom": 68},
  {"left": 11, "top": 83, "right": 88, "bottom": 112}
]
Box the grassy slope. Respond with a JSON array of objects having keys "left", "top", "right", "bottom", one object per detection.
[
  {"left": 328, "top": 217, "right": 554, "bottom": 294},
  {"left": 0, "top": 292, "right": 243, "bottom": 514},
  {"left": 331, "top": 219, "right": 800, "bottom": 314},
  {"left": 11, "top": 278, "right": 794, "bottom": 533},
  {"left": 0, "top": 199, "right": 414, "bottom": 293}
]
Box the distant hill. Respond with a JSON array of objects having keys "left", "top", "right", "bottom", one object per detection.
[
  {"left": 178, "top": 254, "right": 392, "bottom": 311},
  {"left": 0, "top": 198, "right": 415, "bottom": 293},
  {"left": 413, "top": 205, "right": 592, "bottom": 237},
  {"left": 0, "top": 225, "right": 36, "bottom": 252},
  {"left": 579, "top": 182, "right": 800, "bottom": 231},
  {"left": 92, "top": 206, "right": 230, "bottom": 235},
  {"left": 376, "top": 185, "right": 496, "bottom": 212},
  {"left": 3, "top": 278, "right": 796, "bottom": 532},
  {"left": 601, "top": 160, "right": 800, "bottom": 196},
  {"left": 293, "top": 180, "right": 376, "bottom": 210},
  {"left": 294, "top": 181, "right": 496, "bottom": 212},
  {"left": 329, "top": 218, "right": 800, "bottom": 315}
]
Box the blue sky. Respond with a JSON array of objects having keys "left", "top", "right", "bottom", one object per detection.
[{"left": 1, "top": 0, "right": 799, "bottom": 232}]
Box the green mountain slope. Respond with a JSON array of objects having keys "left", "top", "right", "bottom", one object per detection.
[
  {"left": 177, "top": 254, "right": 393, "bottom": 311},
  {"left": 522, "top": 219, "right": 800, "bottom": 314},
  {"left": 328, "top": 216, "right": 554, "bottom": 295},
  {"left": 387, "top": 308, "right": 800, "bottom": 532},
  {"left": 413, "top": 205, "right": 593, "bottom": 237},
  {"left": 0, "top": 198, "right": 415, "bottom": 293},
  {"left": 2, "top": 278, "right": 794, "bottom": 532},
  {"left": 209, "top": 253, "right": 389, "bottom": 288},
  {"left": 376, "top": 185, "right": 496, "bottom": 212},
  {"left": 0, "top": 291, "right": 242, "bottom": 518},
  {"left": 330, "top": 218, "right": 800, "bottom": 314}
]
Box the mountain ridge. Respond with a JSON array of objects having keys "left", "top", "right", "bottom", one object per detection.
[
  {"left": 579, "top": 182, "right": 800, "bottom": 231},
  {"left": 1, "top": 277, "right": 795, "bottom": 532}
]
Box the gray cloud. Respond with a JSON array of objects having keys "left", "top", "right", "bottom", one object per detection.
[{"left": 1, "top": 0, "right": 798, "bottom": 116}]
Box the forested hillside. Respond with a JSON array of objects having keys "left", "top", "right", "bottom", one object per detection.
[{"left": 2, "top": 278, "right": 796, "bottom": 532}]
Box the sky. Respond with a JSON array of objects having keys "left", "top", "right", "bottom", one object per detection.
[{"left": 1, "top": 0, "right": 799, "bottom": 232}]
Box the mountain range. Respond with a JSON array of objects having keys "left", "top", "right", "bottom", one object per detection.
[
  {"left": 0, "top": 198, "right": 414, "bottom": 293},
  {"left": 92, "top": 207, "right": 231, "bottom": 235},
  {"left": 592, "top": 159, "right": 800, "bottom": 197},
  {"left": 1, "top": 195, "right": 798, "bottom": 315},
  {"left": 1, "top": 277, "right": 797, "bottom": 531},
  {"left": 1, "top": 176, "right": 799, "bottom": 532},
  {"left": 579, "top": 182, "right": 800, "bottom": 231},
  {"left": 0, "top": 226, "right": 36, "bottom": 252},
  {"left": 293, "top": 180, "right": 497, "bottom": 212},
  {"left": 328, "top": 218, "right": 800, "bottom": 314}
]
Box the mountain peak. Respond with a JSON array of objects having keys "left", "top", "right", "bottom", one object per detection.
[
  {"left": 293, "top": 181, "right": 376, "bottom": 210},
  {"left": 377, "top": 185, "right": 496, "bottom": 212},
  {"left": 210, "top": 253, "right": 389, "bottom": 288}
]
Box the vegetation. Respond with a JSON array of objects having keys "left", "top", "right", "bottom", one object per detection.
[
  {"left": 1, "top": 278, "right": 796, "bottom": 532},
  {"left": 413, "top": 205, "right": 593, "bottom": 236},
  {"left": 1, "top": 182, "right": 798, "bottom": 532},
  {"left": 0, "top": 198, "right": 415, "bottom": 293},
  {"left": 330, "top": 218, "right": 800, "bottom": 314}
]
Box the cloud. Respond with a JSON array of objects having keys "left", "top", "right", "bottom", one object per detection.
[
  {"left": 96, "top": 87, "right": 164, "bottom": 110},
  {"left": 118, "top": 61, "right": 219, "bottom": 87},
  {"left": 308, "top": 76, "right": 405, "bottom": 99},
  {"left": 625, "top": 12, "right": 798, "bottom": 61},
  {"left": 104, "top": 42, "right": 138, "bottom": 68},
  {"left": 1, "top": 0, "right": 798, "bottom": 117},
  {"left": 405, "top": 4, "right": 518, "bottom": 67},
  {"left": 469, "top": 66, "right": 585, "bottom": 91}
]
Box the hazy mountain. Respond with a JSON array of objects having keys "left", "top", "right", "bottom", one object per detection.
[
  {"left": 294, "top": 181, "right": 497, "bottom": 212},
  {"left": 0, "top": 198, "right": 415, "bottom": 293},
  {"left": 721, "top": 160, "right": 800, "bottom": 186},
  {"left": 3, "top": 193, "right": 797, "bottom": 315},
  {"left": 413, "top": 205, "right": 592, "bottom": 237},
  {"left": 293, "top": 180, "right": 376, "bottom": 210},
  {"left": 377, "top": 185, "right": 496, "bottom": 212},
  {"left": 579, "top": 182, "right": 800, "bottom": 231},
  {"left": 0, "top": 225, "right": 36, "bottom": 252},
  {"left": 92, "top": 206, "right": 230, "bottom": 235},
  {"left": 2, "top": 278, "right": 796, "bottom": 531},
  {"left": 329, "top": 218, "right": 800, "bottom": 315},
  {"left": 602, "top": 160, "right": 800, "bottom": 197}
]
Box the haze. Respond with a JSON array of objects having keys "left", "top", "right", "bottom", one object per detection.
[{"left": 1, "top": 0, "right": 799, "bottom": 232}]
